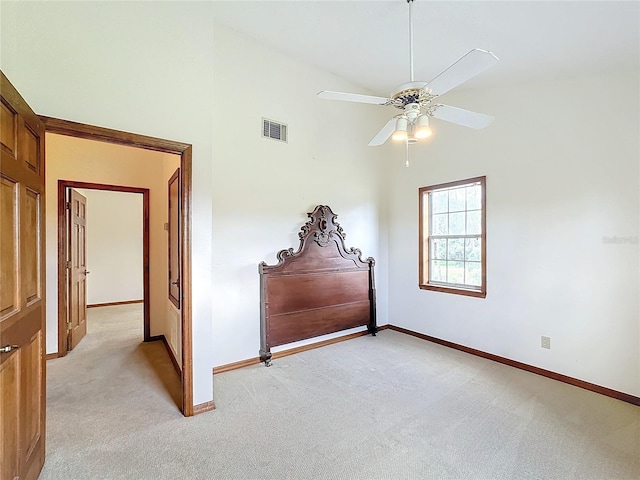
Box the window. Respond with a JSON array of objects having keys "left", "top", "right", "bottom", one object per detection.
[{"left": 419, "top": 176, "right": 486, "bottom": 298}]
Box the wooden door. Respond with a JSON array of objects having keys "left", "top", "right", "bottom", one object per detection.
[
  {"left": 168, "top": 169, "right": 180, "bottom": 308},
  {"left": 0, "top": 72, "right": 46, "bottom": 480},
  {"left": 67, "top": 189, "right": 87, "bottom": 350}
]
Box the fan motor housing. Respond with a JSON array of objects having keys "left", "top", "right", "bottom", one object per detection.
[{"left": 391, "top": 82, "right": 436, "bottom": 109}]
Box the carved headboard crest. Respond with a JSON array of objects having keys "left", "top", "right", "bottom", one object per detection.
[
  {"left": 300, "top": 205, "right": 345, "bottom": 247},
  {"left": 260, "top": 205, "right": 374, "bottom": 272}
]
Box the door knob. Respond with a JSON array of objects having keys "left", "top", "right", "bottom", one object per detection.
[
  {"left": 84, "top": 271, "right": 91, "bottom": 275},
  {"left": 0, "top": 345, "right": 18, "bottom": 353},
  {"left": 171, "top": 280, "right": 179, "bottom": 286}
]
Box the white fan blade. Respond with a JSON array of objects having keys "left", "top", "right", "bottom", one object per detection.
[
  {"left": 318, "top": 90, "right": 391, "bottom": 106},
  {"left": 368, "top": 118, "right": 397, "bottom": 146},
  {"left": 431, "top": 104, "right": 494, "bottom": 129},
  {"left": 425, "top": 49, "right": 499, "bottom": 96}
]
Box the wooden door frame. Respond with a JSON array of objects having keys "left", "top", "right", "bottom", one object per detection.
[
  {"left": 58, "top": 181, "right": 151, "bottom": 345},
  {"left": 42, "top": 116, "right": 196, "bottom": 417}
]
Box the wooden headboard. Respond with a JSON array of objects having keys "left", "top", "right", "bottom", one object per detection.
[{"left": 259, "top": 205, "right": 377, "bottom": 366}]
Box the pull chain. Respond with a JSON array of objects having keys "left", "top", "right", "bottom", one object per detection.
[{"left": 405, "top": 140, "right": 410, "bottom": 168}]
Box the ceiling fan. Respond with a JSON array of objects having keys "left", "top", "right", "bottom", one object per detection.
[{"left": 317, "top": 0, "right": 499, "bottom": 147}]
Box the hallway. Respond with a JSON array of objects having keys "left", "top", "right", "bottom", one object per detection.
[{"left": 43, "top": 304, "right": 182, "bottom": 477}]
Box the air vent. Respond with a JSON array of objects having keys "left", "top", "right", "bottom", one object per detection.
[{"left": 262, "top": 118, "right": 287, "bottom": 143}]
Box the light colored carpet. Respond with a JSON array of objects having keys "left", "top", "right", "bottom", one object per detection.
[{"left": 41, "top": 304, "right": 639, "bottom": 479}]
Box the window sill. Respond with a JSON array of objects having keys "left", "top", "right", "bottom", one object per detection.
[{"left": 419, "top": 283, "right": 486, "bottom": 298}]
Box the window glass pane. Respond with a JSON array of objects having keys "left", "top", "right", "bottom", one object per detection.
[
  {"left": 465, "top": 261, "right": 482, "bottom": 286},
  {"left": 431, "top": 238, "right": 447, "bottom": 260},
  {"left": 466, "top": 184, "right": 481, "bottom": 210},
  {"left": 420, "top": 177, "right": 485, "bottom": 295},
  {"left": 447, "top": 238, "right": 464, "bottom": 260},
  {"left": 447, "top": 261, "right": 465, "bottom": 284},
  {"left": 431, "top": 191, "right": 448, "bottom": 214},
  {"left": 449, "top": 212, "right": 465, "bottom": 235},
  {"left": 432, "top": 213, "right": 448, "bottom": 235},
  {"left": 431, "top": 260, "right": 447, "bottom": 282},
  {"left": 466, "top": 210, "right": 482, "bottom": 235},
  {"left": 465, "top": 238, "right": 481, "bottom": 261},
  {"left": 449, "top": 187, "right": 466, "bottom": 212}
]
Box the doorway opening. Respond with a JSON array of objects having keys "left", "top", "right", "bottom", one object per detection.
[
  {"left": 58, "top": 181, "right": 150, "bottom": 344},
  {"left": 44, "top": 116, "right": 196, "bottom": 416}
]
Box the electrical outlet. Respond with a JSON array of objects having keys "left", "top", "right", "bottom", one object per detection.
[{"left": 541, "top": 336, "right": 551, "bottom": 349}]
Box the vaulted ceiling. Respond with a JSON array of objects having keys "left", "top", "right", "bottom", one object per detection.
[{"left": 212, "top": 1, "right": 639, "bottom": 96}]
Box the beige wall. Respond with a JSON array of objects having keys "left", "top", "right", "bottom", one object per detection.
[
  {"left": 75, "top": 188, "right": 144, "bottom": 305},
  {"left": 162, "top": 155, "right": 181, "bottom": 365},
  {"left": 45, "top": 133, "right": 180, "bottom": 353}
]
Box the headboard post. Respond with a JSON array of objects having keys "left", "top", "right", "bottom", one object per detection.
[
  {"left": 258, "top": 262, "right": 272, "bottom": 366},
  {"left": 368, "top": 258, "right": 378, "bottom": 336}
]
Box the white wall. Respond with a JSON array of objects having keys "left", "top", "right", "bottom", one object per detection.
[
  {"left": 1, "top": 1, "right": 215, "bottom": 405},
  {"left": 211, "top": 24, "right": 391, "bottom": 367},
  {"left": 7, "top": 1, "right": 634, "bottom": 403},
  {"left": 76, "top": 189, "right": 143, "bottom": 306},
  {"left": 1, "top": 2, "right": 390, "bottom": 404},
  {"left": 387, "top": 71, "right": 640, "bottom": 397}
]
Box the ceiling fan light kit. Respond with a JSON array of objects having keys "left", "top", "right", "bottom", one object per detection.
[
  {"left": 391, "top": 117, "right": 408, "bottom": 141},
  {"left": 317, "top": 0, "right": 499, "bottom": 154},
  {"left": 414, "top": 114, "right": 432, "bottom": 139}
]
